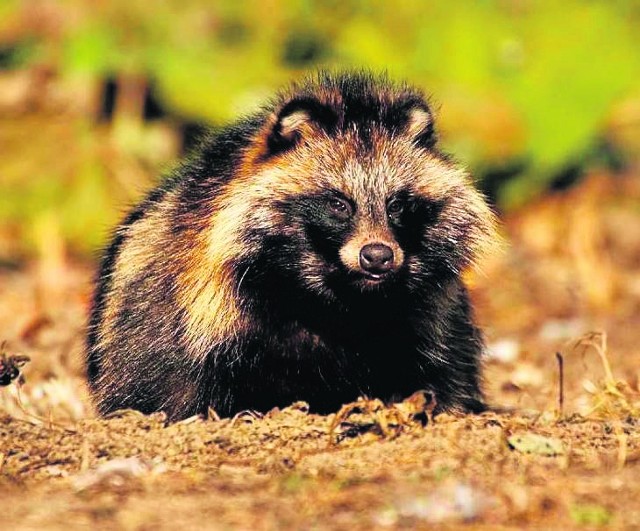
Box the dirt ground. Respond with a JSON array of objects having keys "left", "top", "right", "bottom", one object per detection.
[{"left": 1, "top": 173, "right": 640, "bottom": 530}]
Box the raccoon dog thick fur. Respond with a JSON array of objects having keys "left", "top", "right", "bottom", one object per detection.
[{"left": 87, "top": 72, "right": 498, "bottom": 421}]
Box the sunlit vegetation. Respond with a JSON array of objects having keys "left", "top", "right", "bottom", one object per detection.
[{"left": 0, "top": 0, "right": 639, "bottom": 257}]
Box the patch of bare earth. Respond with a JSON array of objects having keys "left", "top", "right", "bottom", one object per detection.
[{"left": 2, "top": 173, "right": 640, "bottom": 529}]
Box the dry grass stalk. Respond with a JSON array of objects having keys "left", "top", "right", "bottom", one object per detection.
[
  {"left": 556, "top": 352, "right": 564, "bottom": 417},
  {"left": 569, "top": 331, "right": 639, "bottom": 419}
]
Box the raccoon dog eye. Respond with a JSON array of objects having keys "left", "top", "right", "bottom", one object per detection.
[
  {"left": 327, "top": 197, "right": 353, "bottom": 220},
  {"left": 387, "top": 198, "right": 404, "bottom": 217}
]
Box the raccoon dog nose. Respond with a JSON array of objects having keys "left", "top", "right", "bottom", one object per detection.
[{"left": 359, "top": 243, "right": 394, "bottom": 274}]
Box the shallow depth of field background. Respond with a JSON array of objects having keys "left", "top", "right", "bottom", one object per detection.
[
  {"left": 2, "top": 2, "right": 640, "bottom": 528},
  {"left": 2, "top": 0, "right": 640, "bottom": 413},
  {"left": 0, "top": 0, "right": 638, "bottom": 262}
]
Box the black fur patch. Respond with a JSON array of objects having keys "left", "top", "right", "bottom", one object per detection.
[
  {"left": 262, "top": 72, "right": 438, "bottom": 158},
  {"left": 267, "top": 98, "right": 339, "bottom": 155}
]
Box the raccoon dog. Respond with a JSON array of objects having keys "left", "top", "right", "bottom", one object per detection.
[{"left": 86, "top": 72, "right": 498, "bottom": 421}]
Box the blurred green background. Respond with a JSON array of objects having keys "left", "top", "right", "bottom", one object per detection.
[{"left": 0, "top": 0, "right": 639, "bottom": 262}]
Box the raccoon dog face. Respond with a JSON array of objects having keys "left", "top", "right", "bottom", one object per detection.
[{"left": 227, "top": 75, "right": 495, "bottom": 306}]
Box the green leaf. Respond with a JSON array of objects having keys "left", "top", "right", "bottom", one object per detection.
[
  {"left": 507, "top": 432, "right": 565, "bottom": 456},
  {"left": 61, "top": 23, "right": 119, "bottom": 75},
  {"left": 570, "top": 503, "right": 613, "bottom": 526}
]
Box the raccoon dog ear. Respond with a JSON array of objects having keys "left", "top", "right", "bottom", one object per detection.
[
  {"left": 266, "top": 97, "right": 339, "bottom": 156},
  {"left": 404, "top": 105, "right": 437, "bottom": 149}
]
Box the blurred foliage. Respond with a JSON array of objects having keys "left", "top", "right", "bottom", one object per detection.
[{"left": 0, "top": 0, "right": 639, "bottom": 258}]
